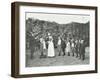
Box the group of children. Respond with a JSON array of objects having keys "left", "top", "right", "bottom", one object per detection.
[
  {"left": 57, "top": 37, "right": 86, "bottom": 60},
  {"left": 39, "top": 33, "right": 86, "bottom": 61}
]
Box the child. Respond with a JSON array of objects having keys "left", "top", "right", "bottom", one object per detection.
[
  {"left": 71, "top": 40, "right": 75, "bottom": 56},
  {"left": 65, "top": 40, "right": 71, "bottom": 56},
  {"left": 40, "top": 37, "right": 46, "bottom": 58}
]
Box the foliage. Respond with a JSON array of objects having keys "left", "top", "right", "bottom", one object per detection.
[{"left": 26, "top": 18, "right": 89, "bottom": 41}]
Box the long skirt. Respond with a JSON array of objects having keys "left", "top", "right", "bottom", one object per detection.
[
  {"left": 65, "top": 46, "right": 71, "bottom": 53},
  {"left": 47, "top": 41, "right": 55, "bottom": 57}
]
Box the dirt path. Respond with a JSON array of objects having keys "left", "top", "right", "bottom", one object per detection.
[{"left": 26, "top": 47, "right": 89, "bottom": 67}]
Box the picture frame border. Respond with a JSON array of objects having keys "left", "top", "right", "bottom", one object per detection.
[{"left": 11, "top": 2, "right": 98, "bottom": 78}]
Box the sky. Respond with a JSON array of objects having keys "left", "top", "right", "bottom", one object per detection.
[{"left": 26, "top": 12, "right": 90, "bottom": 24}]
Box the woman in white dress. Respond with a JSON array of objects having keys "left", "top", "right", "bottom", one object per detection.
[{"left": 47, "top": 36, "right": 55, "bottom": 57}]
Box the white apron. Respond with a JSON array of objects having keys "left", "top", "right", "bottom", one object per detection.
[{"left": 47, "top": 40, "right": 55, "bottom": 57}]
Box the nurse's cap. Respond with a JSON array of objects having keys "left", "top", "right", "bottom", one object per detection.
[{"left": 48, "top": 33, "right": 50, "bottom": 36}]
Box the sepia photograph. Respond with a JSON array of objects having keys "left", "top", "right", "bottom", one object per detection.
[{"left": 25, "top": 12, "right": 90, "bottom": 67}]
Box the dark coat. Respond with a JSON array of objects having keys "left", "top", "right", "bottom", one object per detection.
[
  {"left": 45, "top": 37, "right": 49, "bottom": 49},
  {"left": 29, "top": 36, "right": 37, "bottom": 50},
  {"left": 61, "top": 39, "right": 66, "bottom": 49},
  {"left": 80, "top": 42, "right": 86, "bottom": 54}
]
